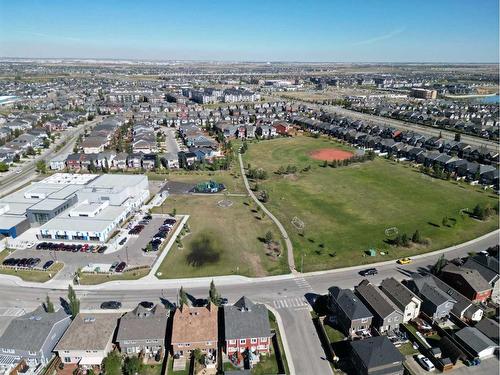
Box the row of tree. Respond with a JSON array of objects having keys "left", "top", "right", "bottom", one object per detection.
[
  {"left": 390, "top": 230, "right": 427, "bottom": 247},
  {"left": 321, "top": 151, "right": 376, "bottom": 169},
  {"left": 472, "top": 203, "right": 497, "bottom": 220},
  {"left": 275, "top": 164, "right": 298, "bottom": 175},
  {"left": 247, "top": 167, "right": 268, "bottom": 180}
]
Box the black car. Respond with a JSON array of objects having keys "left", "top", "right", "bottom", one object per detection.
[
  {"left": 115, "top": 262, "right": 126, "bottom": 273},
  {"left": 359, "top": 268, "right": 378, "bottom": 276},
  {"left": 193, "top": 298, "right": 209, "bottom": 307},
  {"left": 100, "top": 301, "right": 122, "bottom": 309},
  {"left": 139, "top": 301, "right": 154, "bottom": 309},
  {"left": 42, "top": 260, "right": 54, "bottom": 270},
  {"left": 119, "top": 237, "right": 127, "bottom": 245}
]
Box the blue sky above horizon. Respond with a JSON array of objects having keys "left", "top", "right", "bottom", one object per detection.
[{"left": 0, "top": 0, "right": 498, "bottom": 62}]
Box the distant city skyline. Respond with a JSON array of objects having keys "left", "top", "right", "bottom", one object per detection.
[{"left": 0, "top": 0, "right": 498, "bottom": 63}]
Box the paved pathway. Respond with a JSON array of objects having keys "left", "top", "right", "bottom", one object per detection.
[{"left": 238, "top": 152, "right": 296, "bottom": 272}]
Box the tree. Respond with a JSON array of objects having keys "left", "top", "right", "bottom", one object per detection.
[
  {"left": 431, "top": 255, "right": 447, "bottom": 275},
  {"left": 209, "top": 279, "right": 221, "bottom": 306},
  {"left": 322, "top": 160, "right": 328, "bottom": 168},
  {"left": 36, "top": 160, "right": 47, "bottom": 174},
  {"left": 145, "top": 242, "right": 153, "bottom": 252},
  {"left": 102, "top": 350, "right": 122, "bottom": 375},
  {"left": 172, "top": 207, "right": 177, "bottom": 216},
  {"left": 179, "top": 286, "right": 188, "bottom": 307},
  {"left": 67, "top": 284, "right": 80, "bottom": 319},
  {"left": 472, "top": 203, "right": 486, "bottom": 220},
  {"left": 0, "top": 162, "right": 9, "bottom": 172},
  {"left": 442, "top": 216, "right": 450, "bottom": 227},
  {"left": 123, "top": 356, "right": 142, "bottom": 375},
  {"left": 45, "top": 295, "right": 55, "bottom": 313},
  {"left": 264, "top": 231, "right": 274, "bottom": 245},
  {"left": 401, "top": 233, "right": 410, "bottom": 247},
  {"left": 411, "top": 230, "right": 422, "bottom": 244}
]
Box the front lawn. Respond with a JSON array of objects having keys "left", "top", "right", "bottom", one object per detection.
[
  {"left": 154, "top": 195, "right": 288, "bottom": 278},
  {"left": 323, "top": 324, "right": 346, "bottom": 343},
  {"left": 243, "top": 136, "right": 499, "bottom": 271}
]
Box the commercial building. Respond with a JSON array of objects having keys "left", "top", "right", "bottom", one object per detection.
[
  {"left": 411, "top": 88, "right": 437, "bottom": 100},
  {"left": 0, "top": 173, "right": 149, "bottom": 241}
]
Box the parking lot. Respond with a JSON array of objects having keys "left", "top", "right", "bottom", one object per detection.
[{"left": 2, "top": 213, "right": 179, "bottom": 281}]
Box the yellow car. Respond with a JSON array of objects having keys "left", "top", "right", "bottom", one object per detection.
[{"left": 397, "top": 257, "right": 412, "bottom": 265}]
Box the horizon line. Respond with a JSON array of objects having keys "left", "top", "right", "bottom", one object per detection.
[{"left": 0, "top": 56, "right": 499, "bottom": 65}]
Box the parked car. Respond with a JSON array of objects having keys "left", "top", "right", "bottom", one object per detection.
[
  {"left": 115, "top": 262, "right": 126, "bottom": 273},
  {"left": 110, "top": 261, "right": 119, "bottom": 272},
  {"left": 100, "top": 301, "right": 122, "bottom": 310},
  {"left": 416, "top": 354, "right": 435, "bottom": 371},
  {"left": 359, "top": 268, "right": 378, "bottom": 276},
  {"left": 139, "top": 301, "right": 154, "bottom": 309},
  {"left": 42, "top": 260, "right": 54, "bottom": 270},
  {"left": 119, "top": 237, "right": 127, "bottom": 245}
]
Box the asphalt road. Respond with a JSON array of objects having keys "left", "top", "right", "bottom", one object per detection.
[{"left": 0, "top": 229, "right": 497, "bottom": 375}]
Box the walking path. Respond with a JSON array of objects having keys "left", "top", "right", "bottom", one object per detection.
[{"left": 238, "top": 151, "right": 296, "bottom": 272}]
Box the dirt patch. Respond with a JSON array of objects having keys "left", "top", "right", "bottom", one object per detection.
[
  {"left": 309, "top": 148, "right": 354, "bottom": 161},
  {"left": 265, "top": 241, "right": 282, "bottom": 260}
]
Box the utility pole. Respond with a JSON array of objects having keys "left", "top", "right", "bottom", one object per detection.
[
  {"left": 125, "top": 245, "right": 129, "bottom": 264},
  {"left": 301, "top": 251, "right": 305, "bottom": 273}
]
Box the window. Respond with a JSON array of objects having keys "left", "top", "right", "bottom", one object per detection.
[
  {"left": 251, "top": 338, "right": 257, "bottom": 344},
  {"left": 261, "top": 337, "right": 267, "bottom": 342},
  {"left": 229, "top": 340, "right": 236, "bottom": 345},
  {"left": 240, "top": 339, "right": 246, "bottom": 345},
  {"left": 29, "top": 351, "right": 37, "bottom": 356},
  {"left": 64, "top": 357, "right": 71, "bottom": 363},
  {"left": 361, "top": 318, "right": 368, "bottom": 323},
  {"left": 206, "top": 341, "right": 211, "bottom": 346},
  {"left": 388, "top": 318, "right": 392, "bottom": 323}
]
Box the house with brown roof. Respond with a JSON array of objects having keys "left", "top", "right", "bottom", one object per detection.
[
  {"left": 171, "top": 304, "right": 218, "bottom": 359},
  {"left": 440, "top": 264, "right": 492, "bottom": 303},
  {"left": 55, "top": 313, "right": 120, "bottom": 370}
]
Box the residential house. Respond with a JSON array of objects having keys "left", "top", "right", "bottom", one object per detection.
[
  {"left": 81, "top": 136, "right": 108, "bottom": 154},
  {"left": 474, "top": 319, "right": 499, "bottom": 345},
  {"left": 463, "top": 255, "right": 500, "bottom": 303},
  {"left": 380, "top": 277, "right": 422, "bottom": 323},
  {"left": 49, "top": 155, "right": 67, "bottom": 171},
  {"left": 328, "top": 287, "right": 373, "bottom": 336},
  {"left": 0, "top": 306, "right": 70, "bottom": 369},
  {"left": 405, "top": 274, "right": 456, "bottom": 321},
  {"left": 116, "top": 304, "right": 169, "bottom": 360},
  {"left": 355, "top": 280, "right": 403, "bottom": 333},
  {"left": 224, "top": 297, "right": 271, "bottom": 365},
  {"left": 112, "top": 152, "right": 128, "bottom": 170},
  {"left": 440, "top": 264, "right": 492, "bottom": 302},
  {"left": 350, "top": 336, "right": 404, "bottom": 375},
  {"left": 454, "top": 327, "right": 497, "bottom": 359},
  {"left": 55, "top": 313, "right": 120, "bottom": 369},
  {"left": 171, "top": 304, "right": 218, "bottom": 360}
]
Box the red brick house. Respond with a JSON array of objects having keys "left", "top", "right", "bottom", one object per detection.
[
  {"left": 273, "top": 122, "right": 293, "bottom": 136},
  {"left": 223, "top": 297, "right": 271, "bottom": 366},
  {"left": 440, "top": 264, "right": 492, "bottom": 303}
]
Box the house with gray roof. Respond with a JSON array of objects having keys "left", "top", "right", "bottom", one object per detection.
[
  {"left": 405, "top": 274, "right": 456, "bottom": 321},
  {"left": 474, "top": 319, "right": 499, "bottom": 345},
  {"left": 454, "top": 327, "right": 498, "bottom": 359},
  {"left": 380, "top": 278, "right": 422, "bottom": 323},
  {"left": 116, "top": 304, "right": 169, "bottom": 360},
  {"left": 328, "top": 287, "right": 373, "bottom": 336},
  {"left": 355, "top": 280, "right": 403, "bottom": 333},
  {"left": 224, "top": 297, "right": 272, "bottom": 363},
  {"left": 0, "top": 306, "right": 70, "bottom": 370},
  {"left": 463, "top": 255, "right": 500, "bottom": 303},
  {"left": 350, "top": 336, "right": 404, "bottom": 375}
]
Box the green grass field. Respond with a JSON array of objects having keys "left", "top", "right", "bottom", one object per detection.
[
  {"left": 243, "top": 136, "right": 499, "bottom": 271},
  {"left": 78, "top": 268, "right": 150, "bottom": 285},
  {"left": 155, "top": 195, "right": 288, "bottom": 278}
]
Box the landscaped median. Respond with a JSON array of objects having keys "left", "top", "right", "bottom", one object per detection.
[
  {"left": 0, "top": 249, "right": 63, "bottom": 282},
  {"left": 77, "top": 266, "right": 150, "bottom": 285}
]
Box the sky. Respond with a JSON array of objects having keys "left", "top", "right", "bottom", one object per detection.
[{"left": 0, "top": 0, "right": 498, "bottom": 62}]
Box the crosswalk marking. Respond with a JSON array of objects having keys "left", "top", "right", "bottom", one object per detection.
[
  {"left": 294, "top": 277, "right": 313, "bottom": 291},
  {"left": 272, "top": 297, "right": 309, "bottom": 310},
  {"left": 0, "top": 308, "right": 26, "bottom": 317}
]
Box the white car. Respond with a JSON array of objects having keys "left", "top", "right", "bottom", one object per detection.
[{"left": 416, "top": 354, "right": 435, "bottom": 371}]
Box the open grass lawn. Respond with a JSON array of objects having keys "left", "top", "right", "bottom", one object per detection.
[
  {"left": 251, "top": 353, "right": 280, "bottom": 375},
  {"left": 78, "top": 268, "right": 150, "bottom": 285},
  {"left": 243, "top": 136, "right": 499, "bottom": 272},
  {"left": 155, "top": 195, "right": 288, "bottom": 278}
]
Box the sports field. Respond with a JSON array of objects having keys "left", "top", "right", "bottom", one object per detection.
[
  {"left": 155, "top": 195, "right": 288, "bottom": 278},
  {"left": 243, "top": 136, "right": 499, "bottom": 271}
]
